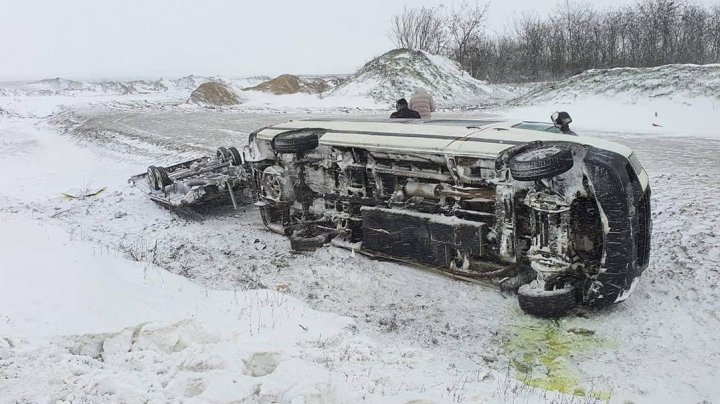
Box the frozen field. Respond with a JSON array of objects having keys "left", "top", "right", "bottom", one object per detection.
[{"left": 1, "top": 97, "right": 719, "bottom": 403}]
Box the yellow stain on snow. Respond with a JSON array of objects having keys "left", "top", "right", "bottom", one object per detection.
[{"left": 503, "top": 318, "right": 614, "bottom": 401}]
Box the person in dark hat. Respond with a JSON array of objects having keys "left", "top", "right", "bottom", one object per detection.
[{"left": 390, "top": 98, "right": 421, "bottom": 119}]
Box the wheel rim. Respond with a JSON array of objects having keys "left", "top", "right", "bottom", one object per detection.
[{"left": 263, "top": 174, "right": 283, "bottom": 200}]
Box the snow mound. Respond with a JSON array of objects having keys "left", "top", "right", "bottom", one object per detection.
[
  {"left": 187, "top": 82, "right": 241, "bottom": 106},
  {"left": 332, "top": 48, "right": 512, "bottom": 106},
  {"left": 510, "top": 64, "right": 720, "bottom": 106},
  {"left": 245, "top": 74, "right": 344, "bottom": 95}
]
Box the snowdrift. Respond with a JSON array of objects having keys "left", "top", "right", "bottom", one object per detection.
[{"left": 332, "top": 48, "right": 512, "bottom": 106}]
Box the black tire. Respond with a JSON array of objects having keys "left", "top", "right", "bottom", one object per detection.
[
  {"left": 290, "top": 233, "right": 326, "bottom": 252},
  {"left": 271, "top": 129, "right": 320, "bottom": 154},
  {"left": 518, "top": 284, "right": 578, "bottom": 318},
  {"left": 228, "top": 146, "right": 243, "bottom": 166},
  {"left": 509, "top": 145, "right": 574, "bottom": 181},
  {"left": 155, "top": 166, "right": 172, "bottom": 188},
  {"left": 217, "top": 146, "right": 231, "bottom": 162},
  {"left": 147, "top": 165, "right": 159, "bottom": 190}
]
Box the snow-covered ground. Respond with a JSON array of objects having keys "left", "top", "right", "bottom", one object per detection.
[{"left": 1, "top": 78, "right": 719, "bottom": 403}]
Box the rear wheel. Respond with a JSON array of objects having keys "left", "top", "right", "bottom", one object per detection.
[
  {"left": 155, "top": 166, "right": 172, "bottom": 189},
  {"left": 509, "top": 145, "right": 574, "bottom": 181},
  {"left": 217, "top": 146, "right": 231, "bottom": 162},
  {"left": 518, "top": 283, "right": 578, "bottom": 318},
  {"left": 147, "top": 165, "right": 159, "bottom": 190},
  {"left": 228, "top": 146, "right": 243, "bottom": 166}
]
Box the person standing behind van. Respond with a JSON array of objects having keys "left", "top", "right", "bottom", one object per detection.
[
  {"left": 390, "top": 98, "right": 421, "bottom": 119},
  {"left": 409, "top": 87, "right": 435, "bottom": 119}
]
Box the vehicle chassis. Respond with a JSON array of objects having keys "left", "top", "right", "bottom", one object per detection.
[{"left": 132, "top": 122, "right": 651, "bottom": 317}]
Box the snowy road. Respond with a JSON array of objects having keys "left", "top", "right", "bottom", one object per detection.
[{"left": 2, "top": 102, "right": 719, "bottom": 403}]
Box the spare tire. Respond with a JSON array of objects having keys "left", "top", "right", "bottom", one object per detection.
[
  {"left": 509, "top": 145, "right": 574, "bottom": 181},
  {"left": 518, "top": 283, "right": 578, "bottom": 318},
  {"left": 271, "top": 129, "right": 321, "bottom": 154}
]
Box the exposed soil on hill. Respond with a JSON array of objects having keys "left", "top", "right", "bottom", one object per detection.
[
  {"left": 187, "top": 82, "right": 240, "bottom": 106},
  {"left": 245, "top": 74, "right": 341, "bottom": 95}
]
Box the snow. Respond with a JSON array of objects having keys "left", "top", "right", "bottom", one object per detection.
[
  {"left": 0, "top": 106, "right": 569, "bottom": 403},
  {"left": 2, "top": 63, "right": 720, "bottom": 403},
  {"left": 241, "top": 90, "right": 380, "bottom": 110},
  {"left": 0, "top": 217, "right": 356, "bottom": 403}
]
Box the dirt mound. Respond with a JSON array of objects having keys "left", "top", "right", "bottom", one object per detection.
[
  {"left": 187, "top": 82, "right": 241, "bottom": 106},
  {"left": 245, "top": 74, "right": 342, "bottom": 95},
  {"left": 331, "top": 48, "right": 512, "bottom": 106},
  {"left": 246, "top": 74, "right": 305, "bottom": 95}
]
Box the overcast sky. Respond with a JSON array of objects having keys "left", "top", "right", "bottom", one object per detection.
[{"left": 0, "top": 0, "right": 712, "bottom": 80}]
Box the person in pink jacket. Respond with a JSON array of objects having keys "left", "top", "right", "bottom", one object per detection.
[{"left": 409, "top": 87, "right": 435, "bottom": 119}]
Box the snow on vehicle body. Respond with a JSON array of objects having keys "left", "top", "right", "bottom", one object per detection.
[{"left": 246, "top": 117, "right": 651, "bottom": 317}]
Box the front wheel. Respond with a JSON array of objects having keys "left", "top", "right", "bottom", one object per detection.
[{"left": 517, "top": 283, "right": 578, "bottom": 318}]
